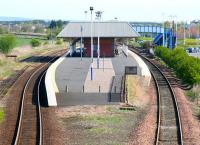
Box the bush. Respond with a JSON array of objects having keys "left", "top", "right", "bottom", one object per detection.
[
  {"left": 155, "top": 46, "right": 200, "bottom": 85},
  {"left": 56, "top": 39, "right": 63, "bottom": 45},
  {"left": 0, "top": 34, "right": 16, "bottom": 54},
  {"left": 129, "top": 40, "right": 141, "bottom": 47},
  {"left": 185, "top": 38, "right": 200, "bottom": 45},
  {"left": 43, "top": 41, "right": 49, "bottom": 45},
  {"left": 141, "top": 41, "right": 152, "bottom": 48},
  {"left": 30, "top": 38, "right": 41, "bottom": 47}
]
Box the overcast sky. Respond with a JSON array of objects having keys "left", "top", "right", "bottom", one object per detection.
[{"left": 0, "top": 0, "right": 199, "bottom": 21}]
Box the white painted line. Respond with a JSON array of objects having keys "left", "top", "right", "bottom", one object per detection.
[{"left": 45, "top": 51, "right": 69, "bottom": 106}]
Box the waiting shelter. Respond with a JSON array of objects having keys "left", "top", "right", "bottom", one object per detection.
[{"left": 57, "top": 21, "right": 140, "bottom": 57}]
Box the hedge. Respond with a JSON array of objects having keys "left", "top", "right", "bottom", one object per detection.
[{"left": 154, "top": 46, "right": 200, "bottom": 85}]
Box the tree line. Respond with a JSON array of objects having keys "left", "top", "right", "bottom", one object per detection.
[{"left": 154, "top": 46, "right": 200, "bottom": 85}]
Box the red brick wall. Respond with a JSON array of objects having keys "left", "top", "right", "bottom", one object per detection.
[{"left": 84, "top": 38, "right": 114, "bottom": 57}]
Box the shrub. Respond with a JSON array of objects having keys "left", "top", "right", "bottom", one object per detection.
[
  {"left": 0, "top": 34, "right": 16, "bottom": 54},
  {"left": 128, "top": 40, "right": 141, "bottom": 47},
  {"left": 154, "top": 46, "right": 200, "bottom": 85},
  {"left": 43, "top": 41, "right": 49, "bottom": 45},
  {"left": 30, "top": 38, "right": 41, "bottom": 47},
  {"left": 56, "top": 39, "right": 63, "bottom": 45},
  {"left": 185, "top": 38, "right": 200, "bottom": 45},
  {"left": 141, "top": 41, "right": 152, "bottom": 49}
]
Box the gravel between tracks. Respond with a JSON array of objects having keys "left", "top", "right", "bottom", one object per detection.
[
  {"left": 174, "top": 87, "right": 200, "bottom": 145},
  {"left": 42, "top": 107, "right": 65, "bottom": 145},
  {"left": 127, "top": 79, "right": 157, "bottom": 145}
]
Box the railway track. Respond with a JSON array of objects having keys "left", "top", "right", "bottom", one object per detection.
[
  {"left": 12, "top": 50, "right": 66, "bottom": 145},
  {"left": 129, "top": 48, "right": 183, "bottom": 145}
]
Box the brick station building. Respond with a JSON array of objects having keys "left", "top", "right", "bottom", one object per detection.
[{"left": 57, "top": 21, "right": 139, "bottom": 57}]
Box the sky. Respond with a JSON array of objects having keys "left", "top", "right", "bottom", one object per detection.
[{"left": 0, "top": 0, "right": 199, "bottom": 22}]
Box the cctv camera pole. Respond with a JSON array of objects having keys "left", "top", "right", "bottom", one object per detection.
[{"left": 90, "top": 6, "right": 94, "bottom": 80}]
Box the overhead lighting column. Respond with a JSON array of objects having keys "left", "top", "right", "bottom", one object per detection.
[{"left": 90, "top": 6, "right": 94, "bottom": 80}]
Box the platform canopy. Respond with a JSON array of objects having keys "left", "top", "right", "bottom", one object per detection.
[{"left": 57, "top": 21, "right": 140, "bottom": 38}]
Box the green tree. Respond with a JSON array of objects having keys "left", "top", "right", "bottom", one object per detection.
[
  {"left": 56, "top": 20, "right": 63, "bottom": 29},
  {"left": 0, "top": 35, "right": 16, "bottom": 54},
  {"left": 49, "top": 20, "right": 57, "bottom": 29}
]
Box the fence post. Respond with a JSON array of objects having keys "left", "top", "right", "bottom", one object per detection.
[
  {"left": 65, "top": 85, "right": 68, "bottom": 92},
  {"left": 83, "top": 85, "right": 85, "bottom": 93},
  {"left": 114, "top": 86, "right": 117, "bottom": 93},
  {"left": 99, "top": 85, "right": 101, "bottom": 93},
  {"left": 103, "top": 54, "right": 105, "bottom": 72}
]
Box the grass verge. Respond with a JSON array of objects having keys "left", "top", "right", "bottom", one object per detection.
[
  {"left": 126, "top": 75, "right": 136, "bottom": 104},
  {"left": 60, "top": 105, "right": 142, "bottom": 144},
  {"left": 15, "top": 38, "right": 32, "bottom": 47},
  {"left": 0, "top": 107, "right": 4, "bottom": 123},
  {"left": 0, "top": 44, "right": 65, "bottom": 79}
]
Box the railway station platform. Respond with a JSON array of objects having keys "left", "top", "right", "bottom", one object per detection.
[{"left": 45, "top": 49, "right": 151, "bottom": 106}]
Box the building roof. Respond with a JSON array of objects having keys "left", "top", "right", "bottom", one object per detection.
[{"left": 57, "top": 21, "right": 140, "bottom": 38}]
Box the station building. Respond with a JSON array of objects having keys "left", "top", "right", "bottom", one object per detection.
[
  {"left": 57, "top": 21, "right": 140, "bottom": 57},
  {"left": 45, "top": 21, "right": 152, "bottom": 106}
]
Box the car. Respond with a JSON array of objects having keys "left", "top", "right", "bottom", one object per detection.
[
  {"left": 197, "top": 47, "right": 200, "bottom": 52},
  {"left": 187, "top": 47, "right": 194, "bottom": 53},
  {"left": 193, "top": 48, "right": 198, "bottom": 53}
]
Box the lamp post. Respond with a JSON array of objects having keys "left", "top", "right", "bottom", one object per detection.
[
  {"left": 189, "top": 20, "right": 191, "bottom": 38},
  {"left": 174, "top": 15, "right": 178, "bottom": 47},
  {"left": 183, "top": 22, "right": 186, "bottom": 45},
  {"left": 80, "top": 25, "right": 83, "bottom": 61},
  {"left": 84, "top": 11, "right": 88, "bottom": 20},
  {"left": 197, "top": 21, "right": 199, "bottom": 45},
  {"left": 162, "top": 13, "right": 165, "bottom": 47},
  {"left": 96, "top": 11, "right": 103, "bottom": 69},
  {"left": 90, "top": 6, "right": 94, "bottom": 80}
]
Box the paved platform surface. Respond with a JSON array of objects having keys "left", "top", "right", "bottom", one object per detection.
[{"left": 55, "top": 54, "right": 139, "bottom": 106}]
